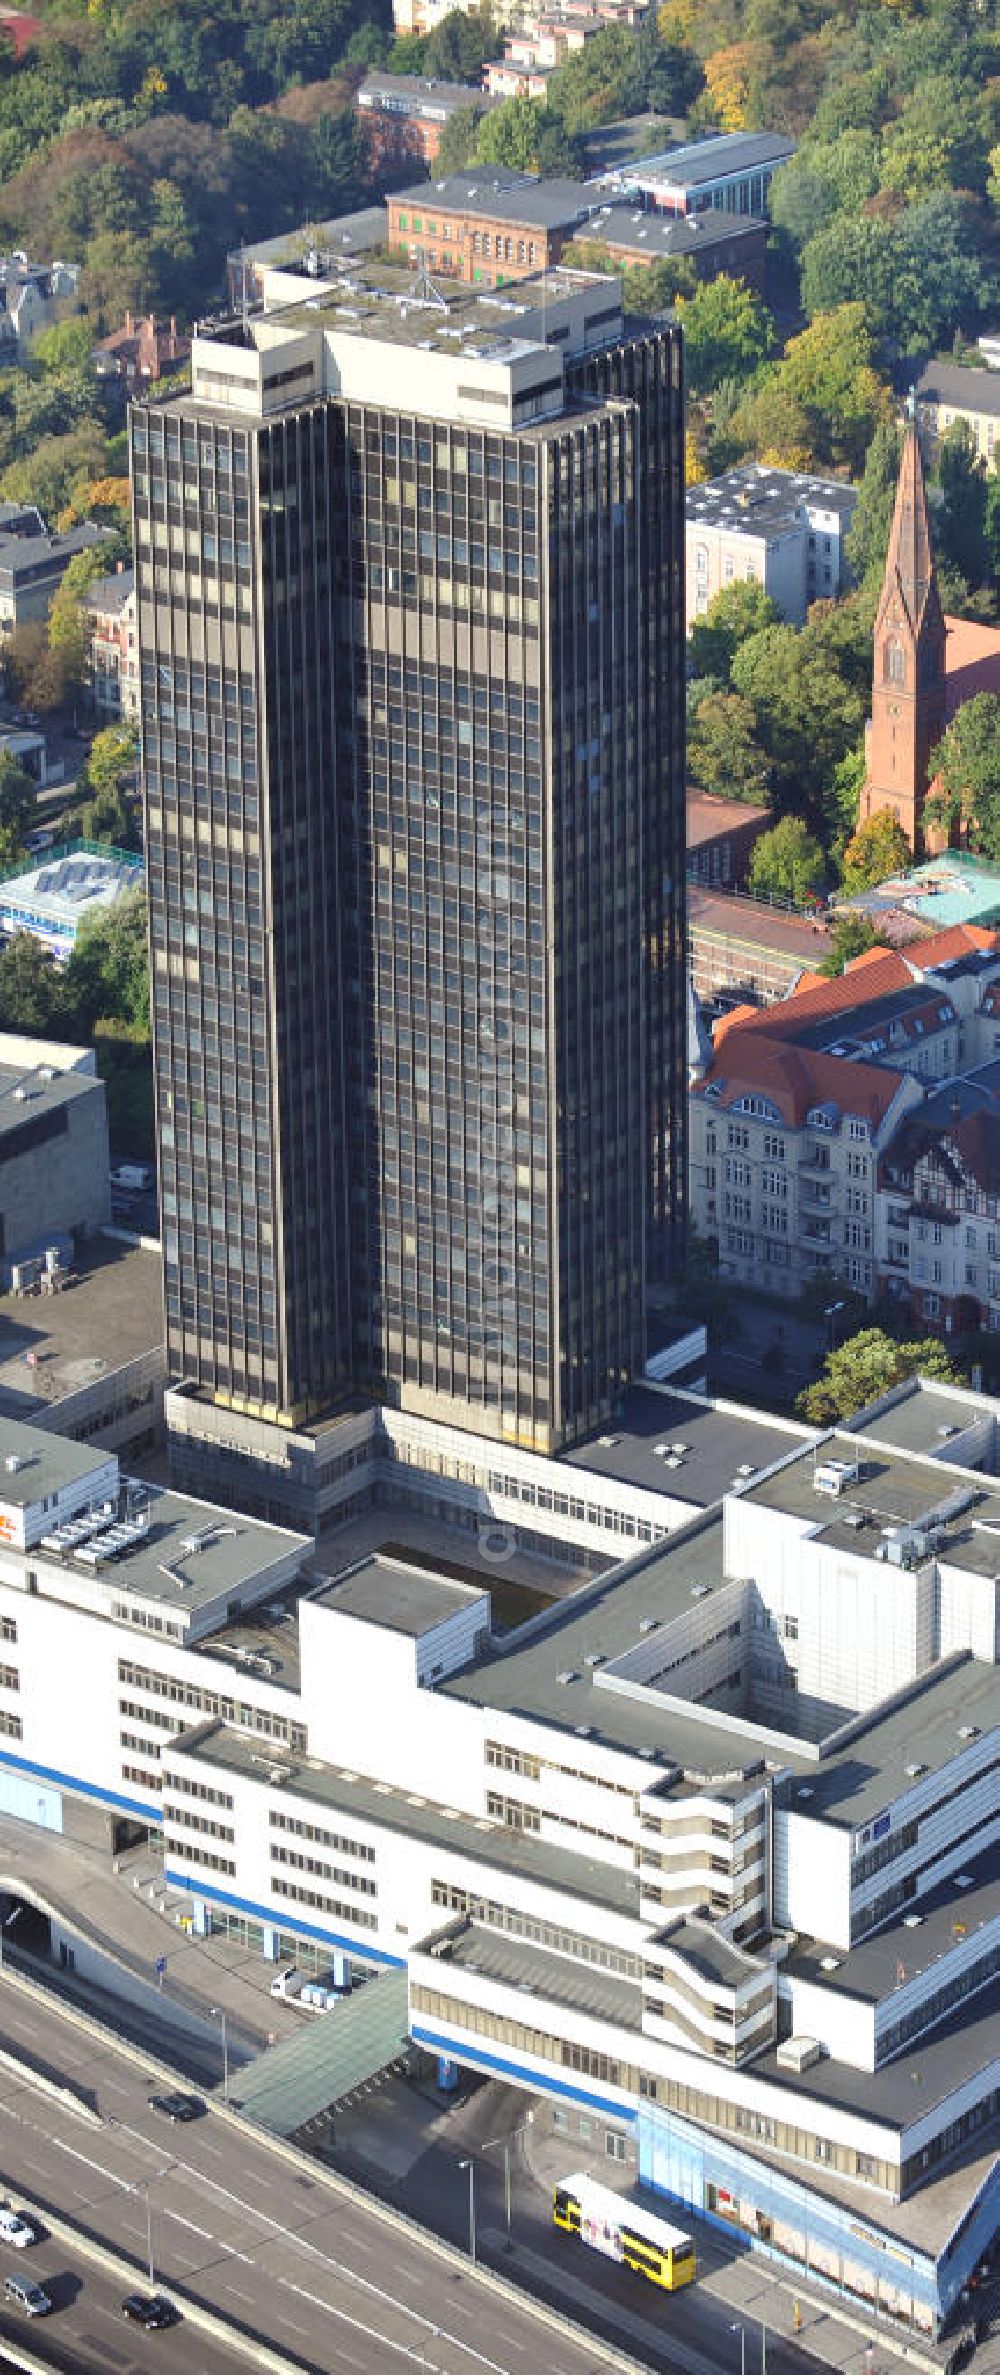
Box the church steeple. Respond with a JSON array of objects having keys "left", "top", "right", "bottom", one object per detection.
[{"left": 860, "top": 424, "right": 947, "bottom": 857}]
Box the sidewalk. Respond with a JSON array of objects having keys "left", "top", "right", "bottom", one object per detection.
[
  {"left": 0, "top": 1810, "right": 306, "bottom": 2056},
  {"left": 520, "top": 2108, "right": 947, "bottom": 2375}
]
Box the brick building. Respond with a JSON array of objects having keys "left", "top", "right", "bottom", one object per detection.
[
  {"left": 686, "top": 790, "right": 769, "bottom": 892},
  {"left": 94, "top": 313, "right": 190, "bottom": 395},
  {"left": 859, "top": 424, "right": 947, "bottom": 858},
  {"left": 387, "top": 170, "right": 594, "bottom": 286},
  {"left": 355, "top": 76, "right": 498, "bottom": 171}
]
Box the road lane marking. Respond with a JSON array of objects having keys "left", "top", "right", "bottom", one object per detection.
[{"left": 0, "top": 2095, "right": 605, "bottom": 2375}]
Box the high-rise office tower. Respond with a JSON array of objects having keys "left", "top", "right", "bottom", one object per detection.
[{"left": 132, "top": 259, "right": 685, "bottom": 1459}]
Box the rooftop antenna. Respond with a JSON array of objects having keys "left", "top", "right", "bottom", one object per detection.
[{"left": 412, "top": 259, "right": 449, "bottom": 309}]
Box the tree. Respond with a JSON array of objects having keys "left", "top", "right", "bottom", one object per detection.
[
  {"left": 935, "top": 422, "right": 987, "bottom": 591},
  {"left": 676, "top": 276, "right": 772, "bottom": 399},
  {"left": 0, "top": 750, "right": 35, "bottom": 869},
  {"left": 747, "top": 815, "right": 825, "bottom": 905},
  {"left": 1, "top": 421, "right": 109, "bottom": 522},
  {"left": 818, "top": 913, "right": 892, "bottom": 976},
  {"left": 841, "top": 808, "right": 912, "bottom": 891},
  {"left": 47, "top": 538, "right": 124, "bottom": 690},
  {"left": 474, "top": 98, "right": 577, "bottom": 176},
  {"left": 64, "top": 722, "right": 138, "bottom": 843},
  {"left": 846, "top": 422, "right": 903, "bottom": 589},
  {"left": 687, "top": 689, "right": 772, "bottom": 803},
  {"left": 0, "top": 933, "right": 65, "bottom": 1034},
  {"left": 434, "top": 103, "right": 486, "bottom": 175},
  {"left": 688, "top": 578, "right": 780, "bottom": 682},
  {"left": 927, "top": 695, "right": 1000, "bottom": 856},
  {"left": 731, "top": 623, "right": 864, "bottom": 824},
  {"left": 796, "top": 1328, "right": 956, "bottom": 1424},
  {"left": 64, "top": 887, "right": 150, "bottom": 1036},
  {"left": 771, "top": 305, "right": 891, "bottom": 472}
]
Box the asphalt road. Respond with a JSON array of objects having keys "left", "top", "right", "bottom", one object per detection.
[
  {"left": 0, "top": 1976, "right": 819, "bottom": 2375},
  {"left": 0, "top": 2245, "right": 249, "bottom": 2375}
]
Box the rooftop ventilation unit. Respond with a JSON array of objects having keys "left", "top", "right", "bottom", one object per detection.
[
  {"left": 957, "top": 1725, "right": 980, "bottom": 1741},
  {"left": 574, "top": 1724, "right": 593, "bottom": 1739},
  {"left": 777, "top": 2036, "right": 821, "bottom": 2073},
  {"left": 904, "top": 1762, "right": 926, "bottom": 1778},
  {"left": 797, "top": 1786, "right": 814, "bottom": 1801},
  {"left": 953, "top": 1873, "right": 975, "bottom": 1888},
  {"left": 583, "top": 1652, "right": 603, "bottom": 1669},
  {"left": 903, "top": 1914, "right": 923, "bottom": 1929},
  {"left": 819, "top": 1955, "right": 840, "bottom": 1973},
  {"left": 638, "top": 1616, "right": 658, "bottom": 1634},
  {"left": 597, "top": 1435, "right": 621, "bottom": 1448},
  {"left": 638, "top": 1745, "right": 656, "bottom": 1760},
  {"left": 690, "top": 1583, "right": 711, "bottom": 1599},
  {"left": 556, "top": 1669, "right": 578, "bottom": 1686}
]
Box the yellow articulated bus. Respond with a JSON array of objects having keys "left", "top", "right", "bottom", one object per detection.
[{"left": 553, "top": 2172, "right": 696, "bottom": 2292}]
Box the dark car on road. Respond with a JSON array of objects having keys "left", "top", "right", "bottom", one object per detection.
[
  {"left": 121, "top": 2293, "right": 180, "bottom": 2330},
  {"left": 148, "top": 2092, "right": 204, "bottom": 2124}
]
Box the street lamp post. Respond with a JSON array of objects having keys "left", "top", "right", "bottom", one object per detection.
[
  {"left": 211, "top": 2004, "right": 229, "bottom": 2104},
  {"left": 481, "top": 2111, "right": 534, "bottom": 2250},
  {"left": 732, "top": 2321, "right": 746, "bottom": 2375},
  {"left": 458, "top": 2158, "right": 476, "bottom": 2266}
]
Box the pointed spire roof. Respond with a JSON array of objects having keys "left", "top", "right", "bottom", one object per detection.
[{"left": 878, "top": 423, "right": 942, "bottom": 642}]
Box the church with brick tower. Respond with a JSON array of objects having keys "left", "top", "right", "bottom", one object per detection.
[{"left": 860, "top": 423, "right": 947, "bottom": 857}]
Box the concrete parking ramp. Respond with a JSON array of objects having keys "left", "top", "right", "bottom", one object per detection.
[{"left": 228, "top": 1970, "right": 409, "bottom": 2137}]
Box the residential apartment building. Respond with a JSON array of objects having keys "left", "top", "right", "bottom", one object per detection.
[
  {"left": 84, "top": 567, "right": 138, "bottom": 722},
  {"left": 94, "top": 313, "right": 190, "bottom": 399},
  {"left": 686, "top": 464, "right": 858, "bottom": 630},
  {"left": 688, "top": 942, "right": 999, "bottom": 1299},
  {"left": 0, "top": 253, "right": 79, "bottom": 359},
  {"left": 691, "top": 1033, "right": 921, "bottom": 1299},
  {"left": 130, "top": 253, "right": 686, "bottom": 1472},
  {"left": 0, "top": 521, "right": 110, "bottom": 637},
  {"left": 1, "top": 1383, "right": 1000, "bottom": 2338},
  {"left": 391, "top": 0, "right": 645, "bottom": 38},
  {"left": 914, "top": 358, "right": 1000, "bottom": 464}
]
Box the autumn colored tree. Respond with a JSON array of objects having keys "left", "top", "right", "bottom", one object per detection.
[{"left": 841, "top": 809, "right": 912, "bottom": 892}]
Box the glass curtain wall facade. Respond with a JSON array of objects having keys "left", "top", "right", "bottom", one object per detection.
[{"left": 132, "top": 307, "right": 684, "bottom": 1452}]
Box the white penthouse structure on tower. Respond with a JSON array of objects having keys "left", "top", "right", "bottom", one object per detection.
[{"left": 0, "top": 1377, "right": 999, "bottom": 2336}]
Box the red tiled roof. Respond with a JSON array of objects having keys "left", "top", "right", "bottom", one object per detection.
[
  {"left": 906, "top": 922, "right": 1000, "bottom": 968},
  {"left": 694, "top": 1035, "right": 907, "bottom": 1129},
  {"left": 714, "top": 946, "right": 912, "bottom": 1045}
]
